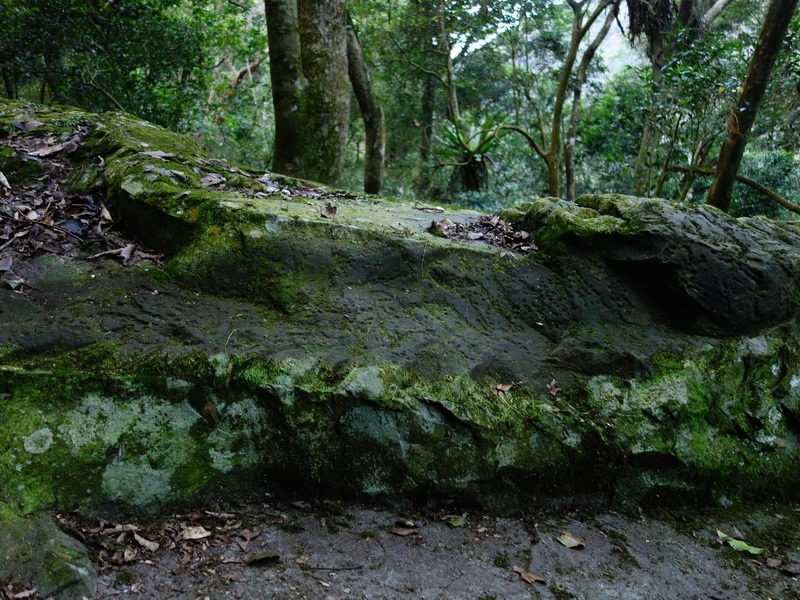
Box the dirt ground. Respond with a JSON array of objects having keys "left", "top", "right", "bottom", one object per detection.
[{"left": 6, "top": 499, "right": 793, "bottom": 600}]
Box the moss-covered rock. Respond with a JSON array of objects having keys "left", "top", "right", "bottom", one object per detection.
[
  {"left": 0, "top": 505, "right": 97, "bottom": 599},
  {"left": 1, "top": 99, "right": 800, "bottom": 531}
]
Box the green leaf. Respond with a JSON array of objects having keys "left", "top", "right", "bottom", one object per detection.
[
  {"left": 447, "top": 512, "right": 467, "bottom": 528},
  {"left": 726, "top": 539, "right": 765, "bottom": 554},
  {"left": 716, "top": 530, "right": 765, "bottom": 554}
]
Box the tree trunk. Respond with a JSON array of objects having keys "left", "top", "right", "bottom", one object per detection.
[
  {"left": 415, "top": 76, "right": 435, "bottom": 198},
  {"left": 296, "top": 0, "right": 349, "bottom": 185},
  {"left": 264, "top": 0, "right": 306, "bottom": 177},
  {"left": 706, "top": 0, "right": 798, "bottom": 211},
  {"left": 545, "top": 0, "right": 612, "bottom": 197},
  {"left": 2, "top": 70, "right": 15, "bottom": 98},
  {"left": 346, "top": 13, "right": 385, "bottom": 194},
  {"left": 565, "top": 4, "right": 616, "bottom": 201},
  {"left": 630, "top": 29, "right": 664, "bottom": 197},
  {"left": 504, "top": 0, "right": 613, "bottom": 198},
  {"left": 264, "top": 0, "right": 350, "bottom": 186}
]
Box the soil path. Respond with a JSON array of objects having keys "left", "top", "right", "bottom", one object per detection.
[{"left": 35, "top": 500, "right": 799, "bottom": 600}]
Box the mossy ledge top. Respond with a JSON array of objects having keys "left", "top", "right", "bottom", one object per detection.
[{"left": 2, "top": 100, "right": 800, "bottom": 523}]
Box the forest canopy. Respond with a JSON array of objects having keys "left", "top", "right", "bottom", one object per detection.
[{"left": 1, "top": 0, "right": 799, "bottom": 217}]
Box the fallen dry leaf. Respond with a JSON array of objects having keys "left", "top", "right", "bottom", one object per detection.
[
  {"left": 0, "top": 171, "right": 9, "bottom": 188},
  {"left": 139, "top": 150, "right": 175, "bottom": 160},
  {"left": 103, "top": 523, "right": 140, "bottom": 535},
  {"left": 28, "top": 138, "right": 75, "bottom": 157},
  {"left": 512, "top": 565, "right": 546, "bottom": 585},
  {"left": 493, "top": 381, "right": 522, "bottom": 401},
  {"left": 390, "top": 526, "right": 418, "bottom": 537},
  {"left": 200, "top": 173, "right": 226, "bottom": 186},
  {"left": 237, "top": 528, "right": 261, "bottom": 551},
  {"left": 557, "top": 532, "right": 585, "bottom": 549},
  {"left": 180, "top": 525, "right": 211, "bottom": 540},
  {"left": 15, "top": 119, "right": 44, "bottom": 132},
  {"left": 133, "top": 532, "right": 160, "bottom": 552},
  {"left": 119, "top": 244, "right": 135, "bottom": 264}
]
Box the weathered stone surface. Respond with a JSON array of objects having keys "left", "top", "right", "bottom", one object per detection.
[
  {"left": 1, "top": 99, "right": 800, "bottom": 546},
  {"left": 0, "top": 508, "right": 97, "bottom": 598},
  {"left": 511, "top": 194, "right": 800, "bottom": 336}
]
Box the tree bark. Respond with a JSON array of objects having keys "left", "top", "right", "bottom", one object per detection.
[
  {"left": 2, "top": 70, "right": 16, "bottom": 98},
  {"left": 565, "top": 4, "right": 616, "bottom": 201},
  {"left": 296, "top": 0, "right": 349, "bottom": 185},
  {"left": 264, "top": 0, "right": 306, "bottom": 178},
  {"left": 346, "top": 13, "right": 385, "bottom": 194},
  {"left": 265, "top": 0, "right": 349, "bottom": 186},
  {"left": 630, "top": 29, "right": 664, "bottom": 197},
  {"left": 706, "top": 0, "right": 799, "bottom": 211},
  {"left": 415, "top": 76, "right": 435, "bottom": 198}
]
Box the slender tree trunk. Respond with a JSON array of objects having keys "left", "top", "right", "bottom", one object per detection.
[
  {"left": 545, "top": 9, "right": 580, "bottom": 197},
  {"left": 545, "top": 0, "right": 612, "bottom": 197},
  {"left": 264, "top": 0, "right": 306, "bottom": 177},
  {"left": 346, "top": 14, "right": 385, "bottom": 194},
  {"left": 265, "top": 0, "right": 349, "bottom": 186},
  {"left": 653, "top": 114, "right": 682, "bottom": 197},
  {"left": 416, "top": 76, "right": 435, "bottom": 198},
  {"left": 504, "top": 0, "right": 612, "bottom": 198},
  {"left": 413, "top": 0, "right": 436, "bottom": 198},
  {"left": 707, "top": 0, "right": 798, "bottom": 211},
  {"left": 631, "top": 30, "right": 664, "bottom": 197},
  {"left": 565, "top": 4, "right": 616, "bottom": 201},
  {"left": 2, "top": 70, "right": 15, "bottom": 98},
  {"left": 435, "top": 3, "right": 461, "bottom": 126}
]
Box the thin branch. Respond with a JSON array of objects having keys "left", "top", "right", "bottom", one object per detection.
[
  {"left": 704, "top": 0, "right": 735, "bottom": 24},
  {"left": 579, "top": 0, "right": 615, "bottom": 36},
  {"left": 499, "top": 124, "right": 547, "bottom": 160},
  {"left": 389, "top": 38, "right": 448, "bottom": 88},
  {"left": 666, "top": 164, "right": 800, "bottom": 215},
  {"left": 80, "top": 67, "right": 126, "bottom": 111}
]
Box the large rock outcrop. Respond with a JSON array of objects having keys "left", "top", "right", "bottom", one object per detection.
[{"left": 1, "top": 100, "right": 800, "bottom": 527}]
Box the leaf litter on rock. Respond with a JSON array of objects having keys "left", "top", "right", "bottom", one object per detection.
[
  {"left": 0, "top": 124, "right": 163, "bottom": 284},
  {"left": 429, "top": 214, "right": 537, "bottom": 253}
]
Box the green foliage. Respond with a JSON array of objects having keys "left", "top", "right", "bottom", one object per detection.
[
  {"left": 0, "top": 0, "right": 265, "bottom": 132},
  {"left": 3, "top": 0, "right": 797, "bottom": 213},
  {"left": 730, "top": 149, "right": 798, "bottom": 218},
  {"left": 577, "top": 70, "right": 647, "bottom": 193}
]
